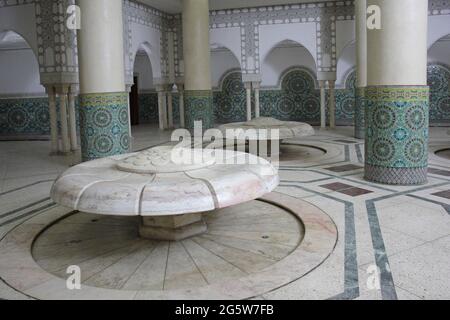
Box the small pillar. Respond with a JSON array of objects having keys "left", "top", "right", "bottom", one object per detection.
[
  {"left": 328, "top": 80, "right": 336, "bottom": 129},
  {"left": 57, "top": 85, "right": 71, "bottom": 154},
  {"left": 245, "top": 82, "right": 252, "bottom": 121},
  {"left": 68, "top": 85, "right": 79, "bottom": 151},
  {"left": 46, "top": 85, "right": 58, "bottom": 155},
  {"left": 253, "top": 81, "right": 261, "bottom": 118},
  {"left": 319, "top": 80, "right": 327, "bottom": 129},
  {"left": 139, "top": 213, "right": 207, "bottom": 241}
]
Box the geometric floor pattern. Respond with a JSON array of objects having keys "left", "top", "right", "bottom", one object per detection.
[{"left": 1, "top": 125, "right": 450, "bottom": 300}]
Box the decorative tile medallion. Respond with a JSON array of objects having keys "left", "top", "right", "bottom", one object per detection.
[
  {"left": 184, "top": 90, "right": 214, "bottom": 130},
  {"left": 428, "top": 64, "right": 450, "bottom": 124},
  {"left": 365, "top": 86, "right": 429, "bottom": 185},
  {"left": 79, "top": 92, "right": 130, "bottom": 161},
  {"left": 0, "top": 97, "right": 80, "bottom": 138}
]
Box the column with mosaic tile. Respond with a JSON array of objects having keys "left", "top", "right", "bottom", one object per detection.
[
  {"left": 182, "top": 0, "right": 213, "bottom": 129},
  {"left": 365, "top": 0, "right": 429, "bottom": 185},
  {"left": 355, "top": 0, "right": 367, "bottom": 139},
  {"left": 76, "top": 0, "right": 130, "bottom": 161}
]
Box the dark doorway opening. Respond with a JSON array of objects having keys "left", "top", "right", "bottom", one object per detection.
[{"left": 130, "top": 76, "right": 139, "bottom": 126}]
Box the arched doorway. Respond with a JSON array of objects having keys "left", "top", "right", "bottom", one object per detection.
[
  {"left": 130, "top": 43, "right": 157, "bottom": 132},
  {"left": 0, "top": 30, "right": 45, "bottom": 140},
  {"left": 335, "top": 40, "right": 356, "bottom": 126},
  {"left": 210, "top": 44, "right": 243, "bottom": 124},
  {"left": 261, "top": 40, "right": 319, "bottom": 124}
]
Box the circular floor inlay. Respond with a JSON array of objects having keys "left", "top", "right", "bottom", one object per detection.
[
  {"left": 32, "top": 200, "right": 304, "bottom": 291},
  {"left": 280, "top": 144, "right": 326, "bottom": 162},
  {"left": 435, "top": 148, "right": 450, "bottom": 161}
]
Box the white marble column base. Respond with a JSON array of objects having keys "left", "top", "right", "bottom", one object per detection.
[{"left": 139, "top": 213, "right": 207, "bottom": 241}]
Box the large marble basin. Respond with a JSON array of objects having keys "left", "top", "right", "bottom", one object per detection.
[
  {"left": 218, "top": 117, "right": 315, "bottom": 141},
  {"left": 51, "top": 146, "right": 279, "bottom": 240}
]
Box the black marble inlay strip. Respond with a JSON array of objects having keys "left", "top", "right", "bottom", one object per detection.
[
  {"left": 0, "top": 202, "right": 56, "bottom": 227},
  {"left": 0, "top": 180, "right": 55, "bottom": 197},
  {"left": 365, "top": 200, "right": 398, "bottom": 300},
  {"left": 407, "top": 194, "right": 450, "bottom": 215},
  {"left": 0, "top": 197, "right": 51, "bottom": 219},
  {"left": 280, "top": 183, "right": 359, "bottom": 300}
]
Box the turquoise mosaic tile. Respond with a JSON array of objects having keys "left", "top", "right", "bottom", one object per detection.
[{"left": 79, "top": 92, "right": 130, "bottom": 161}]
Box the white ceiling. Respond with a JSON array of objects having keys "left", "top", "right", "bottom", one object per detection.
[{"left": 137, "top": 0, "right": 335, "bottom": 14}]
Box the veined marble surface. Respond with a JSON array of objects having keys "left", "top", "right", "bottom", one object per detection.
[
  {"left": 218, "top": 117, "right": 315, "bottom": 141},
  {"left": 50, "top": 146, "right": 279, "bottom": 216},
  {"left": 1, "top": 125, "right": 450, "bottom": 300}
]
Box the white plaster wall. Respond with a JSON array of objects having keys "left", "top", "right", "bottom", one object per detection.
[
  {"left": 0, "top": 49, "right": 44, "bottom": 95},
  {"left": 0, "top": 4, "right": 38, "bottom": 57},
  {"left": 428, "top": 41, "right": 450, "bottom": 66},
  {"left": 211, "top": 49, "right": 241, "bottom": 88},
  {"left": 261, "top": 46, "right": 316, "bottom": 87},
  {"left": 259, "top": 22, "right": 318, "bottom": 67},
  {"left": 210, "top": 27, "right": 242, "bottom": 68},
  {"left": 133, "top": 53, "right": 154, "bottom": 91},
  {"left": 129, "top": 23, "right": 162, "bottom": 79},
  {"left": 336, "top": 41, "right": 356, "bottom": 88},
  {"left": 428, "top": 15, "right": 450, "bottom": 49},
  {"left": 336, "top": 20, "right": 355, "bottom": 62}
]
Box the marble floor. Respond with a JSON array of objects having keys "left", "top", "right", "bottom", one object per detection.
[{"left": 1, "top": 124, "right": 450, "bottom": 300}]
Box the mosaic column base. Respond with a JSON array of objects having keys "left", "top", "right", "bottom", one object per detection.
[
  {"left": 364, "top": 86, "right": 429, "bottom": 185},
  {"left": 79, "top": 92, "right": 130, "bottom": 162},
  {"left": 184, "top": 90, "right": 214, "bottom": 130},
  {"left": 355, "top": 87, "right": 366, "bottom": 139}
]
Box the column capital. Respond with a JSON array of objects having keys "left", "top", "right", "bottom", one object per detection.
[
  {"left": 317, "top": 71, "right": 336, "bottom": 81},
  {"left": 44, "top": 85, "right": 55, "bottom": 95},
  {"left": 176, "top": 83, "right": 185, "bottom": 92},
  {"left": 243, "top": 82, "right": 253, "bottom": 90},
  {"left": 54, "top": 84, "right": 70, "bottom": 95},
  {"left": 252, "top": 81, "right": 261, "bottom": 90},
  {"left": 328, "top": 80, "right": 336, "bottom": 89},
  {"left": 68, "top": 84, "right": 79, "bottom": 94},
  {"left": 242, "top": 73, "right": 262, "bottom": 83},
  {"left": 155, "top": 84, "right": 167, "bottom": 93},
  {"left": 318, "top": 80, "right": 327, "bottom": 88}
]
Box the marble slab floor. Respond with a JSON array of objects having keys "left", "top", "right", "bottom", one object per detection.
[{"left": 1, "top": 124, "right": 450, "bottom": 300}]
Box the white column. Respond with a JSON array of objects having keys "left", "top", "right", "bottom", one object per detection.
[
  {"left": 367, "top": 0, "right": 427, "bottom": 86},
  {"left": 177, "top": 83, "right": 185, "bottom": 128},
  {"left": 253, "top": 81, "right": 261, "bottom": 118},
  {"left": 245, "top": 82, "right": 252, "bottom": 121},
  {"left": 365, "top": 0, "right": 429, "bottom": 186},
  {"left": 328, "top": 80, "right": 336, "bottom": 129},
  {"left": 183, "top": 0, "right": 211, "bottom": 91},
  {"left": 46, "top": 85, "right": 58, "bottom": 154},
  {"left": 57, "top": 85, "right": 70, "bottom": 154},
  {"left": 356, "top": 0, "right": 367, "bottom": 88},
  {"left": 68, "top": 85, "right": 78, "bottom": 151},
  {"left": 77, "top": 0, "right": 125, "bottom": 94},
  {"left": 319, "top": 80, "right": 327, "bottom": 129},
  {"left": 355, "top": 0, "right": 367, "bottom": 139},
  {"left": 76, "top": 0, "right": 128, "bottom": 161}
]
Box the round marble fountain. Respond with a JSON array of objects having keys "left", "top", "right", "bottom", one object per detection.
[
  {"left": 218, "top": 117, "right": 315, "bottom": 156},
  {"left": 50, "top": 146, "right": 279, "bottom": 241},
  {"left": 0, "top": 145, "right": 337, "bottom": 299}
]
